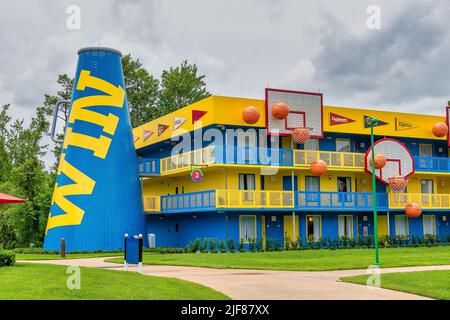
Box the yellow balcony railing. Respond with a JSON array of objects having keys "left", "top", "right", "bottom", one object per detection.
[
  {"left": 216, "top": 189, "right": 294, "bottom": 208},
  {"left": 143, "top": 195, "right": 160, "bottom": 212},
  {"left": 294, "top": 150, "right": 364, "bottom": 169},
  {"left": 389, "top": 193, "right": 450, "bottom": 209},
  {"left": 160, "top": 146, "right": 215, "bottom": 175}
]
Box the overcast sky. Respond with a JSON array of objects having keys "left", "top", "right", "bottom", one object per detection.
[{"left": 1, "top": 0, "right": 449, "bottom": 165}]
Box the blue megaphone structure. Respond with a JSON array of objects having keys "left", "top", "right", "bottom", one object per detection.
[{"left": 43, "top": 47, "right": 145, "bottom": 252}]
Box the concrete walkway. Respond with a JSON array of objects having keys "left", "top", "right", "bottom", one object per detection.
[{"left": 23, "top": 258, "right": 450, "bottom": 300}]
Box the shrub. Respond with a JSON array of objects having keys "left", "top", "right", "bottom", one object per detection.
[
  {"left": 239, "top": 238, "right": 245, "bottom": 252},
  {"left": 0, "top": 250, "right": 15, "bottom": 267},
  {"left": 218, "top": 240, "right": 226, "bottom": 253},
  {"left": 209, "top": 238, "right": 218, "bottom": 253},
  {"left": 226, "top": 238, "right": 235, "bottom": 252}
]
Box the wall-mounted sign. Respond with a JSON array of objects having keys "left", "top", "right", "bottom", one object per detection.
[
  {"left": 190, "top": 168, "right": 204, "bottom": 182},
  {"left": 329, "top": 112, "right": 355, "bottom": 126},
  {"left": 395, "top": 117, "right": 418, "bottom": 131}
]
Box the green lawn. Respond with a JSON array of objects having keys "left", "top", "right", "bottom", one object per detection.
[
  {"left": 16, "top": 252, "right": 123, "bottom": 260},
  {"left": 341, "top": 270, "right": 450, "bottom": 300},
  {"left": 107, "top": 247, "right": 450, "bottom": 271},
  {"left": 0, "top": 263, "right": 229, "bottom": 300}
]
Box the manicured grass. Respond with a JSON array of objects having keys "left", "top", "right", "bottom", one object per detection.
[
  {"left": 107, "top": 247, "right": 450, "bottom": 271},
  {"left": 0, "top": 263, "right": 229, "bottom": 300},
  {"left": 341, "top": 270, "right": 450, "bottom": 300},
  {"left": 16, "top": 252, "right": 123, "bottom": 260}
]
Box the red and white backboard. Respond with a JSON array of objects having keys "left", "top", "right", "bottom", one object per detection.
[
  {"left": 265, "top": 88, "right": 323, "bottom": 138},
  {"left": 446, "top": 106, "right": 450, "bottom": 147},
  {"left": 365, "top": 138, "right": 414, "bottom": 185}
]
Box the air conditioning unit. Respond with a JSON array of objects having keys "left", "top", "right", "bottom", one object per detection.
[{"left": 147, "top": 233, "right": 156, "bottom": 248}]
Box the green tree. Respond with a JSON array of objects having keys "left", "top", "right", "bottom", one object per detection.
[
  {"left": 159, "top": 60, "right": 211, "bottom": 115},
  {"left": 122, "top": 54, "right": 159, "bottom": 126}
]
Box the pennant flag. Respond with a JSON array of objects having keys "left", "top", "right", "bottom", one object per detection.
[
  {"left": 192, "top": 110, "right": 207, "bottom": 124},
  {"left": 364, "top": 115, "right": 388, "bottom": 128},
  {"left": 158, "top": 124, "right": 169, "bottom": 136},
  {"left": 395, "top": 117, "right": 419, "bottom": 131},
  {"left": 329, "top": 112, "right": 356, "bottom": 126},
  {"left": 133, "top": 136, "right": 139, "bottom": 143},
  {"left": 174, "top": 117, "right": 187, "bottom": 129},
  {"left": 143, "top": 130, "right": 153, "bottom": 141}
]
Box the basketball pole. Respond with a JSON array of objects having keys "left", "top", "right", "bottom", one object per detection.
[{"left": 368, "top": 117, "right": 380, "bottom": 266}]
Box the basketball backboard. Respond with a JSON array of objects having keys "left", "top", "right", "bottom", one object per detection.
[
  {"left": 446, "top": 106, "right": 450, "bottom": 147},
  {"left": 265, "top": 88, "right": 323, "bottom": 138},
  {"left": 364, "top": 138, "right": 414, "bottom": 185}
]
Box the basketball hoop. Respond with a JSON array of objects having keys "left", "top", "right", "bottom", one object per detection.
[
  {"left": 388, "top": 176, "right": 408, "bottom": 193},
  {"left": 292, "top": 127, "right": 312, "bottom": 144}
]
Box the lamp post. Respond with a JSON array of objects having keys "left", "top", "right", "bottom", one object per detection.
[{"left": 366, "top": 117, "right": 380, "bottom": 266}]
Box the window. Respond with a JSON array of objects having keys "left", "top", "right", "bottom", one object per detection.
[
  {"left": 239, "top": 174, "right": 256, "bottom": 190},
  {"left": 304, "top": 138, "right": 319, "bottom": 150},
  {"left": 419, "top": 144, "right": 433, "bottom": 168},
  {"left": 338, "top": 215, "right": 353, "bottom": 238},
  {"left": 240, "top": 215, "right": 256, "bottom": 243},
  {"left": 395, "top": 215, "right": 409, "bottom": 236},
  {"left": 423, "top": 215, "right": 436, "bottom": 235},
  {"left": 239, "top": 174, "right": 255, "bottom": 201},
  {"left": 336, "top": 139, "right": 351, "bottom": 152},
  {"left": 305, "top": 176, "right": 320, "bottom": 202},
  {"left": 337, "top": 177, "right": 352, "bottom": 202},
  {"left": 306, "top": 215, "right": 322, "bottom": 241},
  {"left": 421, "top": 179, "right": 434, "bottom": 205}
]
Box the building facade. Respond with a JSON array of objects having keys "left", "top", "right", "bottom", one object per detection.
[{"left": 133, "top": 95, "right": 450, "bottom": 249}]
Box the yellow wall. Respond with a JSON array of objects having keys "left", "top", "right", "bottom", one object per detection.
[{"left": 134, "top": 95, "right": 447, "bottom": 151}]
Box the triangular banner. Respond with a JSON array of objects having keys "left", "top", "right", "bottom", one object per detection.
[
  {"left": 364, "top": 115, "right": 388, "bottom": 128},
  {"left": 158, "top": 124, "right": 169, "bottom": 136},
  {"left": 192, "top": 110, "right": 207, "bottom": 124},
  {"left": 133, "top": 136, "right": 139, "bottom": 143},
  {"left": 395, "top": 117, "right": 419, "bottom": 131},
  {"left": 143, "top": 130, "right": 153, "bottom": 141},
  {"left": 174, "top": 117, "right": 187, "bottom": 130},
  {"left": 329, "top": 112, "right": 356, "bottom": 126}
]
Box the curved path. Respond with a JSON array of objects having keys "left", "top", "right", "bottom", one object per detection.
[{"left": 23, "top": 258, "right": 450, "bottom": 300}]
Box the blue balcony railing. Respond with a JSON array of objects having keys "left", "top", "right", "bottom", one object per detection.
[
  {"left": 216, "top": 146, "right": 293, "bottom": 166},
  {"left": 297, "top": 191, "right": 388, "bottom": 211},
  {"left": 138, "top": 158, "right": 160, "bottom": 175},
  {"left": 160, "top": 190, "right": 216, "bottom": 212},
  {"left": 147, "top": 190, "right": 389, "bottom": 213},
  {"left": 414, "top": 156, "right": 450, "bottom": 172}
]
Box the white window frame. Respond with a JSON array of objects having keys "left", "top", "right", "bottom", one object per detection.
[
  {"left": 395, "top": 215, "right": 409, "bottom": 236},
  {"left": 423, "top": 215, "right": 436, "bottom": 236},
  {"left": 239, "top": 215, "right": 256, "bottom": 243},
  {"left": 338, "top": 215, "right": 354, "bottom": 238}
]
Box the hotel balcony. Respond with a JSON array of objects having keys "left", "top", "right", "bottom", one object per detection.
[
  {"left": 142, "top": 190, "right": 389, "bottom": 213},
  {"left": 139, "top": 146, "right": 450, "bottom": 176}
]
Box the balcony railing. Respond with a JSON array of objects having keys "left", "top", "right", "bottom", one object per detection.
[
  {"left": 143, "top": 146, "right": 450, "bottom": 176},
  {"left": 160, "top": 190, "right": 216, "bottom": 212},
  {"left": 216, "top": 190, "right": 294, "bottom": 208},
  {"left": 389, "top": 193, "right": 450, "bottom": 209},
  {"left": 294, "top": 150, "right": 365, "bottom": 169},
  {"left": 160, "top": 146, "right": 215, "bottom": 175},
  {"left": 143, "top": 195, "right": 160, "bottom": 212},
  {"left": 143, "top": 190, "right": 391, "bottom": 212},
  {"left": 414, "top": 156, "right": 450, "bottom": 172},
  {"left": 298, "top": 191, "right": 388, "bottom": 210},
  {"left": 138, "top": 158, "right": 160, "bottom": 175}
]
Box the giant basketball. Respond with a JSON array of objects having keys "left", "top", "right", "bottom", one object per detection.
[{"left": 271, "top": 102, "right": 289, "bottom": 120}]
